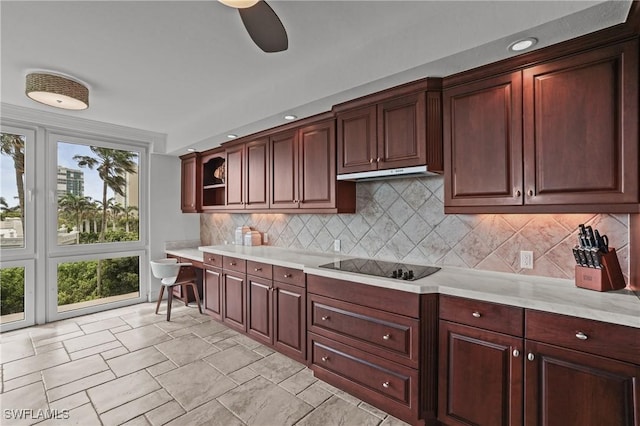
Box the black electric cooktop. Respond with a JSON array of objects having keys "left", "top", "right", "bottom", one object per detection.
[{"left": 318, "top": 258, "right": 440, "bottom": 281}]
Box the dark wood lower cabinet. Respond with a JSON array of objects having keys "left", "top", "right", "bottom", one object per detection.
[
  {"left": 222, "top": 271, "right": 246, "bottom": 332},
  {"left": 438, "top": 321, "right": 523, "bottom": 426},
  {"left": 247, "top": 275, "right": 273, "bottom": 345},
  {"left": 273, "top": 280, "right": 306, "bottom": 362},
  {"left": 203, "top": 266, "right": 222, "bottom": 320},
  {"left": 525, "top": 340, "right": 640, "bottom": 426}
]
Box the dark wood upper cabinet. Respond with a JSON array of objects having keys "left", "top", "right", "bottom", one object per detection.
[
  {"left": 225, "top": 144, "right": 244, "bottom": 209},
  {"left": 200, "top": 149, "right": 226, "bottom": 211},
  {"left": 335, "top": 79, "right": 443, "bottom": 176},
  {"left": 378, "top": 92, "right": 426, "bottom": 169},
  {"left": 444, "top": 71, "right": 523, "bottom": 208},
  {"left": 180, "top": 153, "right": 200, "bottom": 213},
  {"left": 270, "top": 130, "right": 299, "bottom": 209},
  {"left": 523, "top": 39, "right": 639, "bottom": 207},
  {"left": 270, "top": 118, "right": 355, "bottom": 213},
  {"left": 299, "top": 120, "right": 336, "bottom": 209},
  {"left": 337, "top": 106, "right": 377, "bottom": 175},
  {"left": 444, "top": 39, "right": 639, "bottom": 213},
  {"left": 245, "top": 138, "right": 270, "bottom": 209}
]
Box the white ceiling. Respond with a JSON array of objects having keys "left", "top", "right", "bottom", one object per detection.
[{"left": 1, "top": 1, "right": 632, "bottom": 155}]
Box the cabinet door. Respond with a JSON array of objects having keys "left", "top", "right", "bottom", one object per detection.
[
  {"left": 203, "top": 266, "right": 222, "bottom": 320},
  {"left": 180, "top": 154, "right": 199, "bottom": 212},
  {"left": 273, "top": 281, "right": 305, "bottom": 362},
  {"left": 439, "top": 321, "right": 523, "bottom": 426},
  {"left": 523, "top": 40, "right": 639, "bottom": 206},
  {"left": 225, "top": 145, "right": 245, "bottom": 208},
  {"left": 336, "top": 106, "right": 377, "bottom": 174},
  {"left": 525, "top": 340, "right": 640, "bottom": 426},
  {"left": 222, "top": 272, "right": 246, "bottom": 332},
  {"left": 298, "top": 120, "right": 336, "bottom": 209},
  {"left": 245, "top": 138, "right": 269, "bottom": 209},
  {"left": 247, "top": 275, "right": 273, "bottom": 345},
  {"left": 444, "top": 71, "right": 524, "bottom": 207},
  {"left": 270, "top": 130, "right": 299, "bottom": 209},
  {"left": 377, "top": 92, "right": 426, "bottom": 169}
]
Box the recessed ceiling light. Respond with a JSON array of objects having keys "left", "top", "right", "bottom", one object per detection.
[
  {"left": 508, "top": 37, "right": 538, "bottom": 52},
  {"left": 227, "top": 134, "right": 238, "bottom": 139},
  {"left": 284, "top": 114, "right": 297, "bottom": 120},
  {"left": 187, "top": 148, "right": 196, "bottom": 152}
]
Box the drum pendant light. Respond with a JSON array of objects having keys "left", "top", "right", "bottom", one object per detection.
[{"left": 25, "top": 73, "right": 89, "bottom": 110}]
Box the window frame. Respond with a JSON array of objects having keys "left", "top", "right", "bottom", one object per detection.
[{"left": 0, "top": 259, "right": 35, "bottom": 332}]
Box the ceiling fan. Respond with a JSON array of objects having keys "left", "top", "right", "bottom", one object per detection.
[{"left": 219, "top": 0, "right": 288, "bottom": 53}]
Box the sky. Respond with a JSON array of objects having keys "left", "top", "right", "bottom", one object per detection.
[{"left": 1, "top": 139, "right": 138, "bottom": 208}]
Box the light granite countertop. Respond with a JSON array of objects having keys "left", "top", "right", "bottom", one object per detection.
[{"left": 163, "top": 245, "right": 640, "bottom": 329}]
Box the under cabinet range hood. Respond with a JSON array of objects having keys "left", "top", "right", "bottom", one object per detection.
[{"left": 336, "top": 165, "right": 439, "bottom": 181}]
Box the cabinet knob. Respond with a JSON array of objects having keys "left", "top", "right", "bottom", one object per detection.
[
  {"left": 229, "top": 262, "right": 236, "bottom": 266},
  {"left": 382, "top": 381, "right": 390, "bottom": 389},
  {"left": 515, "top": 190, "right": 521, "bottom": 197},
  {"left": 575, "top": 331, "right": 588, "bottom": 340},
  {"left": 321, "top": 356, "right": 329, "bottom": 362},
  {"left": 527, "top": 353, "right": 535, "bottom": 361},
  {"left": 513, "top": 349, "right": 520, "bottom": 357},
  {"left": 321, "top": 316, "right": 330, "bottom": 321},
  {"left": 382, "top": 333, "right": 391, "bottom": 340},
  {"left": 254, "top": 267, "right": 262, "bottom": 272},
  {"left": 527, "top": 189, "right": 534, "bottom": 196},
  {"left": 472, "top": 311, "right": 481, "bottom": 318},
  {"left": 369, "top": 158, "right": 374, "bottom": 163},
  {"left": 284, "top": 273, "right": 292, "bottom": 278},
  {"left": 376, "top": 157, "right": 381, "bottom": 163}
]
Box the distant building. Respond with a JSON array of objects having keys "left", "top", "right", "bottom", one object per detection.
[
  {"left": 114, "top": 164, "right": 138, "bottom": 209},
  {"left": 57, "top": 166, "right": 84, "bottom": 199}
]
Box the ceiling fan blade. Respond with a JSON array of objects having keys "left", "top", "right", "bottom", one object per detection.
[{"left": 238, "top": 1, "right": 288, "bottom": 53}]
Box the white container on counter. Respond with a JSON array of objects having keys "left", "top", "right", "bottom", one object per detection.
[
  {"left": 235, "top": 226, "right": 250, "bottom": 245},
  {"left": 244, "top": 231, "right": 262, "bottom": 246}
]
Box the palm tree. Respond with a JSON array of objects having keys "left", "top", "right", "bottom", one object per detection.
[
  {"left": 124, "top": 205, "right": 138, "bottom": 233},
  {"left": 58, "top": 193, "right": 92, "bottom": 234},
  {"left": 110, "top": 202, "right": 125, "bottom": 231},
  {"left": 0, "top": 196, "right": 8, "bottom": 220},
  {"left": 74, "top": 147, "right": 137, "bottom": 295},
  {"left": 73, "top": 148, "right": 137, "bottom": 242},
  {"left": 0, "top": 133, "right": 25, "bottom": 234}
]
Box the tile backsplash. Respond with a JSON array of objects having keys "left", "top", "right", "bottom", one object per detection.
[{"left": 200, "top": 176, "right": 630, "bottom": 284}]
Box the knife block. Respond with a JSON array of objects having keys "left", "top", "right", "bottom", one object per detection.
[{"left": 574, "top": 248, "right": 626, "bottom": 292}]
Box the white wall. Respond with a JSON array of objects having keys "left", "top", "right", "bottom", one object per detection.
[{"left": 148, "top": 153, "right": 200, "bottom": 300}]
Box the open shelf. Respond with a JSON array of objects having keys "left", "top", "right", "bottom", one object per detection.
[{"left": 203, "top": 183, "right": 225, "bottom": 190}]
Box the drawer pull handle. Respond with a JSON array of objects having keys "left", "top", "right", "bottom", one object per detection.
[
  {"left": 321, "top": 316, "right": 330, "bottom": 321},
  {"left": 575, "top": 332, "right": 588, "bottom": 340},
  {"left": 382, "top": 381, "right": 390, "bottom": 389},
  {"left": 254, "top": 267, "right": 262, "bottom": 272},
  {"left": 229, "top": 262, "right": 236, "bottom": 266},
  {"left": 284, "top": 273, "right": 292, "bottom": 278},
  {"left": 472, "top": 311, "right": 481, "bottom": 318},
  {"left": 513, "top": 349, "right": 520, "bottom": 357},
  {"left": 527, "top": 353, "right": 535, "bottom": 361},
  {"left": 382, "top": 334, "right": 391, "bottom": 340},
  {"left": 321, "top": 356, "right": 329, "bottom": 362}
]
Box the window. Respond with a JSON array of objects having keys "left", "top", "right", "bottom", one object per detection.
[{"left": 1, "top": 131, "right": 26, "bottom": 249}]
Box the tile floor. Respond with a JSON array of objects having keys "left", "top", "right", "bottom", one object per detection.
[{"left": 0, "top": 303, "right": 411, "bottom": 426}]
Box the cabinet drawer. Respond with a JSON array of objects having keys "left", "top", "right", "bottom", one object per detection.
[
  {"left": 273, "top": 266, "right": 304, "bottom": 287},
  {"left": 310, "top": 333, "right": 417, "bottom": 404},
  {"left": 526, "top": 310, "right": 640, "bottom": 365},
  {"left": 247, "top": 260, "right": 273, "bottom": 280},
  {"left": 309, "top": 294, "right": 418, "bottom": 368},
  {"left": 203, "top": 252, "right": 222, "bottom": 268},
  {"left": 440, "top": 295, "right": 524, "bottom": 337},
  {"left": 223, "top": 256, "right": 246, "bottom": 274}
]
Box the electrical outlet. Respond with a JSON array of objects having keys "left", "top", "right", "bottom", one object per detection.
[
  {"left": 334, "top": 239, "right": 341, "bottom": 252},
  {"left": 520, "top": 251, "right": 534, "bottom": 269},
  {"left": 263, "top": 232, "right": 268, "bottom": 244}
]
